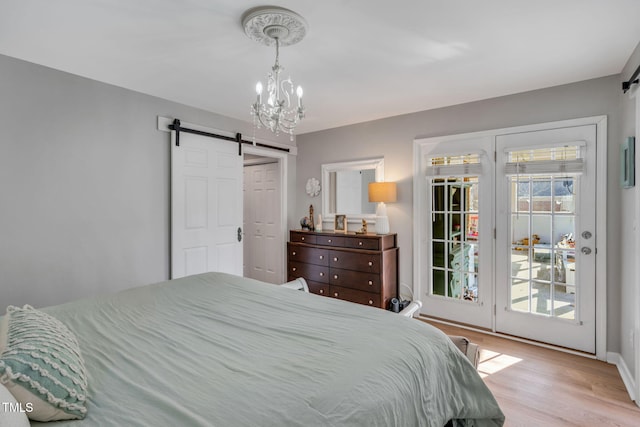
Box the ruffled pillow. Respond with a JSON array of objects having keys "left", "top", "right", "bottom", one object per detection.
[{"left": 0, "top": 305, "right": 88, "bottom": 421}]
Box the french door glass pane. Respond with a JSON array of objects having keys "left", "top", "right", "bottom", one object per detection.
[
  {"left": 430, "top": 177, "right": 479, "bottom": 302},
  {"left": 511, "top": 278, "right": 529, "bottom": 312},
  {"left": 509, "top": 174, "right": 576, "bottom": 320}
]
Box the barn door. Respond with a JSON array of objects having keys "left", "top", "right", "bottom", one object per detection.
[{"left": 171, "top": 131, "right": 243, "bottom": 278}]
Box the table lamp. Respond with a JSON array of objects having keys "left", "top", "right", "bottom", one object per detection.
[{"left": 368, "top": 182, "right": 397, "bottom": 234}]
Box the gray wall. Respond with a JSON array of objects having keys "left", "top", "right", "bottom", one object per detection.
[
  {"left": 296, "top": 75, "right": 623, "bottom": 353},
  {"left": 0, "top": 54, "right": 296, "bottom": 309},
  {"left": 619, "top": 40, "right": 640, "bottom": 379}
]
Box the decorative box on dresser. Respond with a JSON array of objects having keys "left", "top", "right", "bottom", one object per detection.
[{"left": 287, "top": 230, "right": 398, "bottom": 309}]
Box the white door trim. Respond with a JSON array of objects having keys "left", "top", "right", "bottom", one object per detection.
[
  {"left": 413, "top": 115, "right": 607, "bottom": 360},
  {"left": 593, "top": 116, "right": 608, "bottom": 361},
  {"left": 631, "top": 86, "right": 640, "bottom": 406}
]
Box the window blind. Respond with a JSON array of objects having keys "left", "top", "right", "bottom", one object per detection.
[
  {"left": 504, "top": 143, "right": 585, "bottom": 176},
  {"left": 425, "top": 152, "right": 483, "bottom": 177}
]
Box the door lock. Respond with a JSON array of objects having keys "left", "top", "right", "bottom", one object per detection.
[{"left": 581, "top": 231, "right": 592, "bottom": 239}]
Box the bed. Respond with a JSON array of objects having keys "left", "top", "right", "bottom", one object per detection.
[{"left": 3, "top": 272, "right": 504, "bottom": 426}]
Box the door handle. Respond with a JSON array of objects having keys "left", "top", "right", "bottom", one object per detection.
[
  {"left": 237, "top": 227, "right": 243, "bottom": 242},
  {"left": 581, "top": 247, "right": 592, "bottom": 255}
]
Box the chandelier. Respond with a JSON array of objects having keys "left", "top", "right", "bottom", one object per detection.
[{"left": 242, "top": 7, "right": 307, "bottom": 138}]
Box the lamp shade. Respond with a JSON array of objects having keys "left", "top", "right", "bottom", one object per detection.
[{"left": 368, "top": 182, "right": 397, "bottom": 203}]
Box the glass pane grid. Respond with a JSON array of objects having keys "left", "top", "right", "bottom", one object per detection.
[
  {"left": 430, "top": 177, "right": 479, "bottom": 302},
  {"left": 509, "top": 174, "right": 576, "bottom": 320}
]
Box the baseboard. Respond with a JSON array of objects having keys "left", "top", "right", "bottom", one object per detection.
[{"left": 607, "top": 352, "right": 636, "bottom": 402}]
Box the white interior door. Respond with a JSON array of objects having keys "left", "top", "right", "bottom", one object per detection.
[
  {"left": 495, "top": 125, "right": 597, "bottom": 353},
  {"left": 171, "top": 131, "right": 243, "bottom": 279},
  {"left": 243, "top": 161, "right": 282, "bottom": 283}
]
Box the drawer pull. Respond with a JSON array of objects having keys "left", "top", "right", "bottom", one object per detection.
[
  {"left": 319, "top": 289, "right": 324, "bottom": 294},
  {"left": 292, "top": 267, "right": 297, "bottom": 272},
  {"left": 358, "top": 241, "right": 363, "bottom": 246},
  {"left": 368, "top": 280, "right": 373, "bottom": 286},
  {"left": 292, "top": 251, "right": 296, "bottom": 256},
  {"left": 368, "top": 299, "right": 374, "bottom": 305},
  {"left": 333, "top": 274, "right": 338, "bottom": 279},
  {"left": 301, "top": 237, "right": 305, "bottom": 241},
  {"left": 333, "top": 257, "right": 338, "bottom": 262},
  {"left": 319, "top": 255, "right": 324, "bottom": 260},
  {"left": 368, "top": 261, "right": 373, "bottom": 266},
  {"left": 334, "top": 292, "right": 339, "bottom": 297},
  {"left": 328, "top": 239, "right": 332, "bottom": 243},
  {"left": 319, "top": 272, "right": 324, "bottom": 277}
]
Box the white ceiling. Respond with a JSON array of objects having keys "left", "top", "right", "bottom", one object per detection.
[{"left": 2, "top": 0, "right": 639, "bottom": 135}]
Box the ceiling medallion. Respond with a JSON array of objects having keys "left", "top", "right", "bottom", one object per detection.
[
  {"left": 242, "top": 7, "right": 308, "bottom": 47},
  {"left": 242, "top": 6, "right": 308, "bottom": 139}
]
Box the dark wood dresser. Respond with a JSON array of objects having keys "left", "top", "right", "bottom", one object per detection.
[{"left": 287, "top": 230, "right": 398, "bottom": 309}]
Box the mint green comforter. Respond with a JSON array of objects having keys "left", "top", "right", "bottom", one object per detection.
[{"left": 31, "top": 272, "right": 504, "bottom": 426}]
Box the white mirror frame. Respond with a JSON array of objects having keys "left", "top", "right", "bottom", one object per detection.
[{"left": 321, "top": 157, "right": 385, "bottom": 224}]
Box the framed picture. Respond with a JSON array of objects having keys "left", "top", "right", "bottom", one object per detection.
[
  {"left": 621, "top": 136, "right": 635, "bottom": 188},
  {"left": 334, "top": 214, "right": 347, "bottom": 233}
]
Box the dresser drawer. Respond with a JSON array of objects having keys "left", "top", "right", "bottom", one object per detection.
[
  {"left": 288, "top": 261, "right": 328, "bottom": 283},
  {"left": 288, "top": 243, "right": 329, "bottom": 266},
  {"left": 290, "top": 231, "right": 317, "bottom": 244},
  {"left": 344, "top": 236, "right": 379, "bottom": 250},
  {"left": 306, "top": 280, "right": 330, "bottom": 297},
  {"left": 329, "top": 250, "right": 381, "bottom": 274},
  {"left": 316, "top": 235, "right": 345, "bottom": 247},
  {"left": 329, "top": 268, "right": 380, "bottom": 293},
  {"left": 329, "top": 285, "right": 381, "bottom": 307}
]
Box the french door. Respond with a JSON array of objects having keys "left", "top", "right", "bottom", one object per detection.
[
  {"left": 495, "top": 125, "right": 597, "bottom": 353},
  {"left": 417, "top": 136, "right": 494, "bottom": 329},
  {"left": 414, "top": 117, "right": 605, "bottom": 354}
]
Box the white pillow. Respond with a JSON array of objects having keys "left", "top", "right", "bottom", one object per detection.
[{"left": 0, "top": 381, "right": 30, "bottom": 427}]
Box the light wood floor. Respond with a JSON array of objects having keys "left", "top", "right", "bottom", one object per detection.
[{"left": 425, "top": 319, "right": 640, "bottom": 426}]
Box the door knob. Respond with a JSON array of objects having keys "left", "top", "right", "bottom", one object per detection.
[
  {"left": 581, "top": 231, "right": 592, "bottom": 239},
  {"left": 581, "top": 247, "right": 592, "bottom": 255}
]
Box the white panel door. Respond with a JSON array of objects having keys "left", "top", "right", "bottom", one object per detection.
[
  {"left": 171, "top": 131, "right": 243, "bottom": 279},
  {"left": 495, "top": 125, "right": 597, "bottom": 353},
  {"left": 243, "top": 162, "right": 282, "bottom": 283}
]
